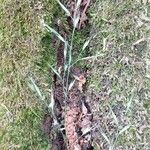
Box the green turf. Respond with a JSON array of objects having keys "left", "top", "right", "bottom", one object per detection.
[
  {"left": 0, "top": 0, "right": 58, "bottom": 149},
  {"left": 88, "top": 0, "right": 150, "bottom": 149},
  {"left": 0, "top": 0, "right": 149, "bottom": 149}
]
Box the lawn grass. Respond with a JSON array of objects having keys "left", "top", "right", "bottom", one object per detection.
[
  {"left": 88, "top": 0, "right": 150, "bottom": 149},
  {"left": 0, "top": 0, "right": 149, "bottom": 149},
  {"left": 0, "top": 0, "right": 58, "bottom": 149},
  {"left": 0, "top": 0, "right": 88, "bottom": 148}
]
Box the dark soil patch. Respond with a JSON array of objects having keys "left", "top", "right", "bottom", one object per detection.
[{"left": 42, "top": 1, "right": 93, "bottom": 149}]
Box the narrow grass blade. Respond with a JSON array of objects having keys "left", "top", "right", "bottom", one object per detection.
[
  {"left": 28, "top": 77, "right": 44, "bottom": 101},
  {"left": 101, "top": 131, "right": 110, "bottom": 144},
  {"left": 48, "top": 88, "right": 55, "bottom": 111},
  {"left": 64, "top": 41, "right": 68, "bottom": 61},
  {"left": 72, "top": 54, "right": 104, "bottom": 66},
  {"left": 82, "top": 127, "right": 91, "bottom": 135},
  {"left": 56, "top": 0, "right": 71, "bottom": 16},
  {"left": 58, "top": 67, "right": 62, "bottom": 74},
  {"left": 78, "top": 56, "right": 96, "bottom": 60},
  {"left": 118, "top": 125, "right": 131, "bottom": 135},
  {"left": 68, "top": 80, "right": 75, "bottom": 91},
  {"left": 49, "top": 65, "right": 62, "bottom": 80},
  {"left": 82, "top": 39, "right": 90, "bottom": 51},
  {"left": 109, "top": 105, "right": 119, "bottom": 126},
  {"left": 73, "top": 14, "right": 80, "bottom": 28},
  {"left": 76, "top": 0, "right": 82, "bottom": 9},
  {"left": 126, "top": 92, "right": 134, "bottom": 114},
  {"left": 64, "top": 64, "right": 68, "bottom": 72},
  {"left": 1, "top": 103, "right": 11, "bottom": 113},
  {"left": 69, "top": 51, "right": 72, "bottom": 65},
  {"left": 72, "top": 38, "right": 91, "bottom": 66},
  {"left": 103, "top": 37, "right": 107, "bottom": 51},
  {"left": 44, "top": 24, "right": 65, "bottom": 43}
]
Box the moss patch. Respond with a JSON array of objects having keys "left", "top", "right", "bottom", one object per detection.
[{"left": 0, "top": 0, "right": 58, "bottom": 148}]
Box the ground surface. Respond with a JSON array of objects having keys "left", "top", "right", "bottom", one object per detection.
[
  {"left": 0, "top": 0, "right": 57, "bottom": 149},
  {"left": 88, "top": 0, "right": 150, "bottom": 149},
  {"left": 0, "top": 0, "right": 150, "bottom": 150}
]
